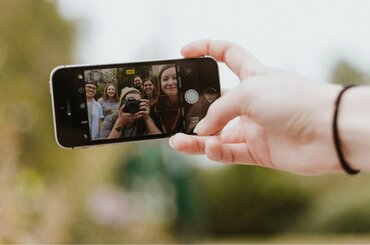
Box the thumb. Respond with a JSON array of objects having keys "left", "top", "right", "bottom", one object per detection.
[{"left": 194, "top": 86, "right": 242, "bottom": 136}]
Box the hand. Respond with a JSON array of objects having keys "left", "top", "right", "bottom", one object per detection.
[
  {"left": 169, "top": 39, "right": 343, "bottom": 175},
  {"left": 137, "top": 99, "right": 150, "bottom": 120},
  {"left": 117, "top": 104, "right": 141, "bottom": 127}
]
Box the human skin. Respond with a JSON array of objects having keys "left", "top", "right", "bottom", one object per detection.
[
  {"left": 143, "top": 80, "right": 154, "bottom": 95},
  {"left": 169, "top": 39, "right": 370, "bottom": 175},
  {"left": 108, "top": 93, "right": 161, "bottom": 139},
  {"left": 160, "top": 66, "right": 178, "bottom": 104},
  {"left": 133, "top": 76, "right": 143, "bottom": 89},
  {"left": 106, "top": 85, "right": 116, "bottom": 98},
  {"left": 85, "top": 83, "right": 97, "bottom": 101}
]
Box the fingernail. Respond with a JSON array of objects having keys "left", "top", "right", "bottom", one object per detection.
[
  {"left": 193, "top": 119, "right": 204, "bottom": 134},
  {"left": 169, "top": 136, "right": 175, "bottom": 149}
]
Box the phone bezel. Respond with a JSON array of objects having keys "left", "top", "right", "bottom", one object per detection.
[{"left": 50, "top": 57, "right": 220, "bottom": 149}]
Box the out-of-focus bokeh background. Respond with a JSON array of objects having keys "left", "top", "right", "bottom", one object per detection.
[{"left": 1, "top": 0, "right": 370, "bottom": 243}]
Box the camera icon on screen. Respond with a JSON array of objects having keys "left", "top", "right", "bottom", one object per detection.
[{"left": 184, "top": 68, "right": 192, "bottom": 75}]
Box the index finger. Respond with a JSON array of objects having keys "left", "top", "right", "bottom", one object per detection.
[
  {"left": 140, "top": 101, "right": 149, "bottom": 106},
  {"left": 193, "top": 85, "right": 242, "bottom": 136},
  {"left": 181, "top": 39, "right": 263, "bottom": 80}
]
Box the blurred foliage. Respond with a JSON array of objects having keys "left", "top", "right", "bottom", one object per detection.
[
  {"left": 0, "top": 0, "right": 77, "bottom": 178},
  {"left": 0, "top": 0, "right": 76, "bottom": 242},
  {"left": 295, "top": 173, "right": 370, "bottom": 234},
  {"left": 331, "top": 60, "right": 370, "bottom": 85},
  {"left": 198, "top": 166, "right": 311, "bottom": 235},
  {"left": 0, "top": 0, "right": 128, "bottom": 243},
  {"left": 114, "top": 146, "right": 208, "bottom": 238}
]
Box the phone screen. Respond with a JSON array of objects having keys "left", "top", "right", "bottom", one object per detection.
[{"left": 50, "top": 58, "right": 220, "bottom": 148}]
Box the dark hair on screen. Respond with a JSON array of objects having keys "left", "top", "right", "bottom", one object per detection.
[
  {"left": 132, "top": 75, "right": 142, "bottom": 81},
  {"left": 85, "top": 80, "right": 97, "bottom": 88}
]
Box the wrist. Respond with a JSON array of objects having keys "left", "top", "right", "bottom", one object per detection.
[
  {"left": 115, "top": 119, "right": 124, "bottom": 128},
  {"left": 309, "top": 84, "right": 343, "bottom": 173},
  {"left": 142, "top": 111, "right": 150, "bottom": 120},
  {"left": 144, "top": 116, "right": 154, "bottom": 126},
  {"left": 337, "top": 86, "right": 370, "bottom": 171}
]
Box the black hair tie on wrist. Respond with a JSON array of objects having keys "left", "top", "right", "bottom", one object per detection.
[{"left": 333, "top": 85, "right": 360, "bottom": 175}]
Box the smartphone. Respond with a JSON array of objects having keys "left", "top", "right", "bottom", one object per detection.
[{"left": 50, "top": 57, "right": 220, "bottom": 149}]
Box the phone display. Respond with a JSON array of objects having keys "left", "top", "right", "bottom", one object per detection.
[{"left": 50, "top": 58, "right": 220, "bottom": 149}]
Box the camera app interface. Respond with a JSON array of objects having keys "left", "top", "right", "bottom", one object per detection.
[{"left": 83, "top": 63, "right": 219, "bottom": 141}]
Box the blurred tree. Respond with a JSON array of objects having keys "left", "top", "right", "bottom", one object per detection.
[
  {"left": 198, "top": 166, "right": 311, "bottom": 236},
  {"left": 0, "top": 0, "right": 76, "bottom": 177},
  {"left": 113, "top": 146, "right": 311, "bottom": 237},
  {"left": 0, "top": 0, "right": 76, "bottom": 242},
  {"left": 114, "top": 144, "right": 208, "bottom": 239},
  {"left": 0, "top": 0, "right": 116, "bottom": 243},
  {"left": 331, "top": 60, "right": 369, "bottom": 85}
]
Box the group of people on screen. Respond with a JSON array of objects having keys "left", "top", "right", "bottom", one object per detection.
[{"left": 85, "top": 64, "right": 180, "bottom": 140}]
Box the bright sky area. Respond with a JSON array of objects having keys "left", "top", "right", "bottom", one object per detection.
[
  {"left": 57, "top": 0, "right": 370, "bottom": 166},
  {"left": 58, "top": 0, "right": 370, "bottom": 88}
]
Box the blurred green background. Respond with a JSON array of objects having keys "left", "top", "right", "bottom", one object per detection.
[{"left": 1, "top": 0, "right": 370, "bottom": 243}]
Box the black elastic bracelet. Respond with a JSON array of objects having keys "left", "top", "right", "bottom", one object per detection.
[{"left": 333, "top": 85, "right": 360, "bottom": 175}]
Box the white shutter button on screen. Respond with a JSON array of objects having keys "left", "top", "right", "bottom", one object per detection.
[{"left": 185, "top": 89, "right": 199, "bottom": 104}]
